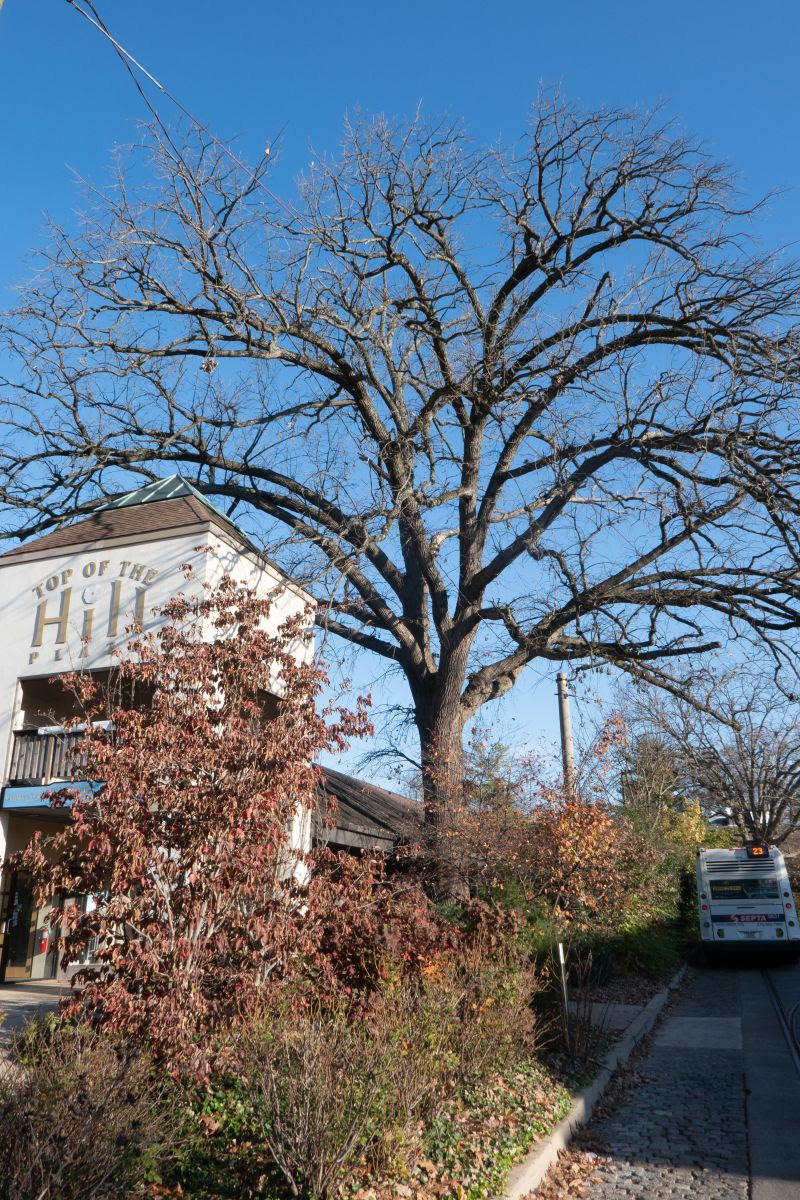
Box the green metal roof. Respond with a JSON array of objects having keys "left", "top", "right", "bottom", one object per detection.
[{"left": 94, "top": 475, "right": 237, "bottom": 528}]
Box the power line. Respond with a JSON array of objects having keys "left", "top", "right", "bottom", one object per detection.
[
  {"left": 66, "top": 0, "right": 165, "bottom": 91},
  {"left": 64, "top": 0, "right": 284, "bottom": 201}
]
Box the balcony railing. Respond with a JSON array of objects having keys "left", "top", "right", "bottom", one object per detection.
[{"left": 7, "top": 729, "right": 88, "bottom": 786}]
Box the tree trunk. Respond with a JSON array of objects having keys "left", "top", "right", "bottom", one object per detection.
[{"left": 414, "top": 676, "right": 469, "bottom": 902}]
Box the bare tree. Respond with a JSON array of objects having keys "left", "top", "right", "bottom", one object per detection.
[
  {"left": 3, "top": 97, "right": 800, "bottom": 886},
  {"left": 626, "top": 680, "right": 800, "bottom": 844}
]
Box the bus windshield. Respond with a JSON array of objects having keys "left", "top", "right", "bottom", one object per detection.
[{"left": 709, "top": 878, "right": 779, "bottom": 901}]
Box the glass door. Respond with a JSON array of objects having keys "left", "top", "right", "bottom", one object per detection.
[{"left": 1, "top": 870, "right": 38, "bottom": 981}]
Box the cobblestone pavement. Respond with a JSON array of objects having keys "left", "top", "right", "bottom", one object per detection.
[{"left": 578, "top": 970, "right": 748, "bottom": 1200}]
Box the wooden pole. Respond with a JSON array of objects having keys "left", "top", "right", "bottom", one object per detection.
[{"left": 557, "top": 671, "right": 575, "bottom": 795}]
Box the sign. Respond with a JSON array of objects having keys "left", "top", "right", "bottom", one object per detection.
[
  {"left": 711, "top": 913, "right": 784, "bottom": 923},
  {"left": 1, "top": 781, "right": 98, "bottom": 810},
  {"left": 28, "top": 557, "right": 162, "bottom": 664}
]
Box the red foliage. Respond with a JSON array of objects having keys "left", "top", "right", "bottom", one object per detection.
[
  {"left": 298, "top": 850, "right": 457, "bottom": 999},
  {"left": 19, "top": 578, "right": 372, "bottom": 1077}
]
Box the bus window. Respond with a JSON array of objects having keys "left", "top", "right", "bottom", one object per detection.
[{"left": 709, "top": 878, "right": 779, "bottom": 901}]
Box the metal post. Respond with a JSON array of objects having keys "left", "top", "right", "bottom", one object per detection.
[
  {"left": 558, "top": 940, "right": 570, "bottom": 1053},
  {"left": 556, "top": 671, "right": 575, "bottom": 794},
  {"left": 558, "top": 941, "right": 569, "bottom": 1007}
]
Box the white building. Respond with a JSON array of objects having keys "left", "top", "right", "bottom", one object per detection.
[
  {"left": 0, "top": 476, "right": 317, "bottom": 982},
  {"left": 0, "top": 476, "right": 419, "bottom": 984}
]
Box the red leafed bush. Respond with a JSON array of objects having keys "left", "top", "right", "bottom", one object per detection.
[
  {"left": 19, "top": 577, "right": 372, "bottom": 1077},
  {"left": 298, "top": 849, "right": 458, "bottom": 998}
]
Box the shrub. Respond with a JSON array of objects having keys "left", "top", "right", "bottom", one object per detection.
[
  {"left": 446, "top": 901, "right": 541, "bottom": 1081},
  {"left": 0, "top": 1024, "right": 174, "bottom": 1200},
  {"left": 231, "top": 904, "right": 542, "bottom": 1200},
  {"left": 235, "top": 992, "right": 401, "bottom": 1199},
  {"left": 448, "top": 723, "right": 645, "bottom": 935},
  {"left": 298, "top": 849, "right": 457, "bottom": 998}
]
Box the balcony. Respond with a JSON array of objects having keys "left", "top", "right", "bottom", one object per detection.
[{"left": 7, "top": 729, "right": 88, "bottom": 786}]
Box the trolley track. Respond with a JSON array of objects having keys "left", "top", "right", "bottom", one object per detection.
[{"left": 762, "top": 968, "right": 800, "bottom": 1078}]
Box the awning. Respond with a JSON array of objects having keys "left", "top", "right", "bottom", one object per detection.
[{"left": 0, "top": 781, "right": 97, "bottom": 813}]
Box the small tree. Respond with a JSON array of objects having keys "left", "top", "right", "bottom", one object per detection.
[
  {"left": 451, "top": 722, "right": 635, "bottom": 929},
  {"left": 19, "top": 577, "right": 371, "bottom": 1075},
  {"left": 618, "top": 732, "right": 687, "bottom": 833}
]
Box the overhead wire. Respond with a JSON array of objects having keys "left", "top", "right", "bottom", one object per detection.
[
  {"left": 61, "top": 0, "right": 297, "bottom": 511},
  {"left": 64, "top": 0, "right": 287, "bottom": 205}
]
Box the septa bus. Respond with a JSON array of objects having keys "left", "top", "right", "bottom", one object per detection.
[{"left": 696, "top": 843, "right": 800, "bottom": 957}]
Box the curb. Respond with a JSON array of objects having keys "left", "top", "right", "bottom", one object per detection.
[{"left": 501, "top": 964, "right": 688, "bottom": 1200}]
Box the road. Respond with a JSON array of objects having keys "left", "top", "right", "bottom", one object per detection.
[{"left": 574, "top": 960, "right": 800, "bottom": 1200}]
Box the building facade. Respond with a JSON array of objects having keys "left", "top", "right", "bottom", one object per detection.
[
  {"left": 0, "top": 476, "right": 315, "bottom": 982},
  {"left": 0, "top": 475, "right": 421, "bottom": 984}
]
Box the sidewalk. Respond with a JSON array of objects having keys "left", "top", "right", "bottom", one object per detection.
[
  {"left": 564, "top": 968, "right": 750, "bottom": 1200},
  {"left": 568, "top": 1000, "right": 647, "bottom": 1031},
  {"left": 0, "top": 980, "right": 71, "bottom": 1057}
]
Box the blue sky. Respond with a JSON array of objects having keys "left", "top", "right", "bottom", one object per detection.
[
  {"left": 2, "top": 1, "right": 799, "bottom": 781},
  {"left": 2, "top": 1, "right": 800, "bottom": 294}
]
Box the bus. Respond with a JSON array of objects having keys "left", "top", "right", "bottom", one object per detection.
[{"left": 696, "top": 843, "right": 800, "bottom": 957}]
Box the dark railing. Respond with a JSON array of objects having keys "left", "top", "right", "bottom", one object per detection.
[{"left": 7, "top": 729, "right": 87, "bottom": 786}]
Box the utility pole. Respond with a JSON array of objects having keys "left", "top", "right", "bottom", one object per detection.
[{"left": 557, "top": 671, "right": 575, "bottom": 795}]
